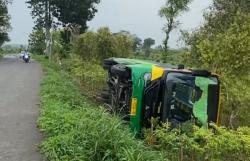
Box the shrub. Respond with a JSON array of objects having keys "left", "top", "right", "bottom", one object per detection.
[{"left": 149, "top": 123, "right": 250, "bottom": 161}]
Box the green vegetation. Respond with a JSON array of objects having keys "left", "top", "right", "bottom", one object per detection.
[
  {"left": 0, "top": 1, "right": 21, "bottom": 56},
  {"left": 60, "top": 57, "right": 107, "bottom": 98},
  {"left": 27, "top": 0, "right": 101, "bottom": 33},
  {"left": 0, "top": 48, "right": 3, "bottom": 57},
  {"left": 73, "top": 27, "right": 133, "bottom": 62},
  {"left": 147, "top": 123, "right": 250, "bottom": 161},
  {"left": 0, "top": 45, "right": 24, "bottom": 56},
  {"left": 131, "top": 48, "right": 184, "bottom": 63},
  {"left": 28, "top": 27, "right": 46, "bottom": 55}
]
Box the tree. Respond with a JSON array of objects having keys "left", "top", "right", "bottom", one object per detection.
[
  {"left": 27, "top": 0, "right": 53, "bottom": 57},
  {"left": 159, "top": 0, "right": 192, "bottom": 60},
  {"left": 27, "top": 0, "right": 100, "bottom": 33},
  {"left": 27, "top": 0, "right": 100, "bottom": 58},
  {"left": 114, "top": 31, "right": 141, "bottom": 54},
  {"left": 143, "top": 38, "right": 155, "bottom": 49},
  {"left": 50, "top": 0, "right": 100, "bottom": 33},
  {"left": 0, "top": 0, "right": 11, "bottom": 46},
  {"left": 74, "top": 31, "right": 98, "bottom": 60},
  {"left": 143, "top": 38, "right": 155, "bottom": 57},
  {"left": 132, "top": 35, "right": 142, "bottom": 53},
  {"left": 96, "top": 27, "right": 114, "bottom": 61},
  {"left": 113, "top": 32, "right": 133, "bottom": 58},
  {"left": 74, "top": 27, "right": 133, "bottom": 61},
  {"left": 181, "top": 0, "right": 250, "bottom": 74},
  {"left": 28, "top": 27, "right": 46, "bottom": 54}
]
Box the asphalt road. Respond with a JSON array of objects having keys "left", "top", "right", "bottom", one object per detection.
[{"left": 0, "top": 55, "right": 45, "bottom": 161}]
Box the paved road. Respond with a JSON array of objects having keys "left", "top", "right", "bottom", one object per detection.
[{"left": 0, "top": 55, "right": 44, "bottom": 161}]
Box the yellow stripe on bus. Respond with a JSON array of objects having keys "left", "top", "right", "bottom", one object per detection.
[{"left": 131, "top": 98, "right": 137, "bottom": 116}]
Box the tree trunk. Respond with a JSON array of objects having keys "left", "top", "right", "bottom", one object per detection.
[
  {"left": 164, "top": 18, "right": 173, "bottom": 51},
  {"left": 69, "top": 25, "right": 81, "bottom": 43},
  {"left": 45, "top": 0, "right": 52, "bottom": 59},
  {"left": 164, "top": 31, "right": 170, "bottom": 51},
  {"left": 162, "top": 18, "right": 173, "bottom": 62}
]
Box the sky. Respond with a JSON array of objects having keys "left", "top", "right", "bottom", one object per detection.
[
  {"left": 7, "top": 0, "right": 33, "bottom": 46},
  {"left": 7, "top": 0, "right": 212, "bottom": 48}
]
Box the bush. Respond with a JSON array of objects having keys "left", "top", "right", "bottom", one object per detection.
[{"left": 148, "top": 123, "right": 250, "bottom": 161}]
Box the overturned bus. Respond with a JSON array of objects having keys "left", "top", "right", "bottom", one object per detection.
[{"left": 101, "top": 58, "right": 221, "bottom": 134}]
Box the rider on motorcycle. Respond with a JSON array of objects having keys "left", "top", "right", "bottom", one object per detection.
[{"left": 23, "top": 50, "right": 30, "bottom": 63}]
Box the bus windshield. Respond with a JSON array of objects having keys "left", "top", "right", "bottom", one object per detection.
[{"left": 163, "top": 72, "right": 220, "bottom": 126}]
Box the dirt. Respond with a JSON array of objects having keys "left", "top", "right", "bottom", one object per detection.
[{"left": 0, "top": 55, "right": 45, "bottom": 161}]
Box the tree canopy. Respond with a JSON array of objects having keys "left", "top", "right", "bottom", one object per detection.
[
  {"left": 143, "top": 38, "right": 155, "bottom": 50},
  {"left": 0, "top": 0, "right": 11, "bottom": 46},
  {"left": 28, "top": 26, "right": 46, "bottom": 54},
  {"left": 26, "top": 0, "right": 100, "bottom": 32},
  {"left": 132, "top": 36, "right": 142, "bottom": 52}
]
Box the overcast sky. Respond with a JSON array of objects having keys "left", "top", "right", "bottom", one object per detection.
[{"left": 7, "top": 0, "right": 212, "bottom": 48}]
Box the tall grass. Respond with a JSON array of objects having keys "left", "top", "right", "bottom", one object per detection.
[
  {"left": 36, "top": 56, "right": 166, "bottom": 161},
  {"left": 61, "top": 57, "right": 107, "bottom": 98}
]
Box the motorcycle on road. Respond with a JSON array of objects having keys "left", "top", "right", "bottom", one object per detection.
[{"left": 23, "top": 53, "right": 30, "bottom": 63}]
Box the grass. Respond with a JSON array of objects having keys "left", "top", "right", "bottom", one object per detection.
[{"left": 36, "top": 56, "right": 166, "bottom": 161}]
